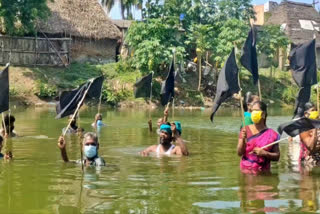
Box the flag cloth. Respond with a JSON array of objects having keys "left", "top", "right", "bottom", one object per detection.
[
  {"left": 278, "top": 117, "right": 320, "bottom": 137},
  {"left": 211, "top": 48, "right": 240, "bottom": 122},
  {"left": 56, "top": 76, "right": 104, "bottom": 119},
  {"left": 293, "top": 86, "right": 311, "bottom": 118},
  {"left": 240, "top": 28, "right": 259, "bottom": 85},
  {"left": 0, "top": 64, "right": 9, "bottom": 114},
  {"left": 87, "top": 76, "right": 104, "bottom": 99},
  {"left": 289, "top": 39, "right": 317, "bottom": 87},
  {"left": 134, "top": 72, "right": 153, "bottom": 98},
  {"left": 160, "top": 60, "right": 175, "bottom": 106}
]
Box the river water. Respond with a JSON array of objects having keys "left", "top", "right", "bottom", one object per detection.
[{"left": 0, "top": 106, "right": 318, "bottom": 214}]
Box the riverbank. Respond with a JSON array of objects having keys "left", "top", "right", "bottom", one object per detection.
[{"left": 2, "top": 62, "right": 312, "bottom": 108}]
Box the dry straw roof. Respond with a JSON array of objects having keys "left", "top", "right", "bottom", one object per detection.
[
  {"left": 266, "top": 0, "right": 320, "bottom": 46},
  {"left": 38, "top": 0, "right": 121, "bottom": 40}
]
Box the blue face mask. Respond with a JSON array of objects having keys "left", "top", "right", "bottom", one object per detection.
[{"left": 84, "top": 145, "right": 97, "bottom": 158}]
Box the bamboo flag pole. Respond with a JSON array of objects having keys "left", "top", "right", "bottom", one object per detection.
[
  {"left": 258, "top": 80, "right": 262, "bottom": 101},
  {"left": 238, "top": 71, "right": 246, "bottom": 127},
  {"left": 173, "top": 48, "right": 176, "bottom": 120},
  {"left": 249, "top": 137, "right": 289, "bottom": 153},
  {"left": 148, "top": 71, "right": 154, "bottom": 120},
  {"left": 62, "top": 80, "right": 94, "bottom": 137},
  {"left": 97, "top": 79, "right": 104, "bottom": 114},
  {"left": 314, "top": 33, "right": 319, "bottom": 111},
  {"left": 2, "top": 113, "right": 7, "bottom": 135},
  {"left": 77, "top": 113, "right": 84, "bottom": 172}
]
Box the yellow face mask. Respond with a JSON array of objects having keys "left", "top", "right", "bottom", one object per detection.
[
  {"left": 251, "top": 110, "right": 263, "bottom": 124},
  {"left": 309, "top": 111, "right": 319, "bottom": 120}
]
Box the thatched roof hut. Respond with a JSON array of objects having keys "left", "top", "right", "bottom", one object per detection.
[
  {"left": 38, "top": 0, "right": 121, "bottom": 40},
  {"left": 266, "top": 0, "right": 320, "bottom": 46}
]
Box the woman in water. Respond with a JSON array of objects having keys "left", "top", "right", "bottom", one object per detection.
[
  {"left": 92, "top": 113, "right": 105, "bottom": 128},
  {"left": 299, "top": 102, "right": 320, "bottom": 170},
  {"left": 237, "top": 101, "right": 280, "bottom": 173}
]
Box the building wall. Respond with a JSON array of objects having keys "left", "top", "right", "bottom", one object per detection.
[
  {"left": 253, "top": 5, "right": 265, "bottom": 26},
  {"left": 71, "top": 37, "right": 118, "bottom": 64}
]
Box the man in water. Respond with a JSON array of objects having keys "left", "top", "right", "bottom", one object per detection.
[
  {"left": 1, "top": 114, "right": 16, "bottom": 137},
  {"left": 92, "top": 113, "right": 105, "bottom": 128},
  {"left": 58, "top": 132, "right": 105, "bottom": 166},
  {"left": 141, "top": 123, "right": 188, "bottom": 156},
  {"left": 62, "top": 115, "right": 81, "bottom": 134}
]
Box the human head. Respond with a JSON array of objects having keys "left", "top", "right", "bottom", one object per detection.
[
  {"left": 304, "top": 102, "right": 318, "bottom": 119},
  {"left": 251, "top": 101, "right": 268, "bottom": 125},
  {"left": 2, "top": 115, "right": 15, "bottom": 133},
  {"left": 157, "top": 118, "right": 164, "bottom": 128},
  {"left": 82, "top": 132, "right": 99, "bottom": 159},
  {"left": 95, "top": 113, "right": 102, "bottom": 121},
  {"left": 171, "top": 121, "right": 182, "bottom": 135},
  {"left": 159, "top": 124, "right": 172, "bottom": 144},
  {"left": 245, "top": 92, "right": 260, "bottom": 113}
]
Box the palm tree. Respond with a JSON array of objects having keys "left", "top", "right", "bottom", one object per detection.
[{"left": 100, "top": 0, "right": 141, "bottom": 20}]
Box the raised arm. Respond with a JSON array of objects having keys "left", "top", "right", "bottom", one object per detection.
[
  {"left": 163, "top": 106, "right": 169, "bottom": 123},
  {"left": 175, "top": 135, "right": 189, "bottom": 156},
  {"left": 57, "top": 136, "right": 69, "bottom": 162},
  {"left": 237, "top": 128, "right": 247, "bottom": 156}
]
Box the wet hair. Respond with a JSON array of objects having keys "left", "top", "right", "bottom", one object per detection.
[
  {"left": 304, "top": 102, "right": 315, "bottom": 113},
  {"left": 0, "top": 135, "right": 3, "bottom": 144},
  {"left": 83, "top": 132, "right": 98, "bottom": 145}
]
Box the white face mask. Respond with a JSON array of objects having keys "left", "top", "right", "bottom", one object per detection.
[{"left": 84, "top": 145, "right": 97, "bottom": 158}]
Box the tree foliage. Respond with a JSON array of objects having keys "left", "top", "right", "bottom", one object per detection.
[
  {"left": 0, "top": 0, "right": 51, "bottom": 35},
  {"left": 257, "top": 25, "right": 290, "bottom": 66}
]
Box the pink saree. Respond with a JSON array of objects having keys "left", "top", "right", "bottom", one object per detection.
[{"left": 240, "top": 127, "right": 280, "bottom": 172}]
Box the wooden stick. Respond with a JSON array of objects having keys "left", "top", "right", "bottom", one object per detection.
[
  {"left": 2, "top": 113, "right": 7, "bottom": 135},
  {"left": 258, "top": 79, "right": 262, "bottom": 101},
  {"left": 238, "top": 71, "right": 245, "bottom": 127},
  {"left": 256, "top": 137, "right": 289, "bottom": 150},
  {"left": 62, "top": 80, "right": 94, "bottom": 137},
  {"left": 98, "top": 80, "right": 104, "bottom": 114},
  {"left": 172, "top": 97, "right": 175, "bottom": 120},
  {"left": 77, "top": 113, "right": 84, "bottom": 172},
  {"left": 316, "top": 83, "right": 319, "bottom": 115}
]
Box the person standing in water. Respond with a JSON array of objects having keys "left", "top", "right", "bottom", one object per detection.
[
  {"left": 58, "top": 132, "right": 105, "bottom": 166},
  {"left": 62, "top": 115, "right": 82, "bottom": 134},
  {"left": 92, "top": 113, "right": 105, "bottom": 128},
  {"left": 141, "top": 123, "right": 188, "bottom": 156},
  {"left": 242, "top": 92, "right": 260, "bottom": 127},
  {"left": 237, "top": 101, "right": 280, "bottom": 173},
  {"left": 298, "top": 103, "right": 320, "bottom": 170},
  {"left": 1, "top": 114, "right": 17, "bottom": 137}
]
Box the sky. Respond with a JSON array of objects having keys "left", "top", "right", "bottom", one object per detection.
[{"left": 109, "top": 0, "right": 320, "bottom": 20}]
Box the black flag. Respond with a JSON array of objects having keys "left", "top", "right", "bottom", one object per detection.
[
  {"left": 278, "top": 117, "right": 320, "bottom": 137},
  {"left": 87, "top": 76, "right": 104, "bottom": 99},
  {"left": 56, "top": 76, "right": 104, "bottom": 119},
  {"left": 289, "top": 39, "right": 317, "bottom": 87},
  {"left": 0, "top": 64, "right": 9, "bottom": 114},
  {"left": 240, "top": 28, "right": 259, "bottom": 85},
  {"left": 160, "top": 61, "right": 175, "bottom": 106},
  {"left": 134, "top": 72, "right": 153, "bottom": 98},
  {"left": 293, "top": 86, "right": 311, "bottom": 118},
  {"left": 211, "top": 48, "right": 240, "bottom": 122}
]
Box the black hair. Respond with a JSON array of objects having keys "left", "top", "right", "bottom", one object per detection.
[
  {"left": 304, "top": 102, "right": 315, "bottom": 113},
  {"left": 0, "top": 135, "right": 3, "bottom": 143}
]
